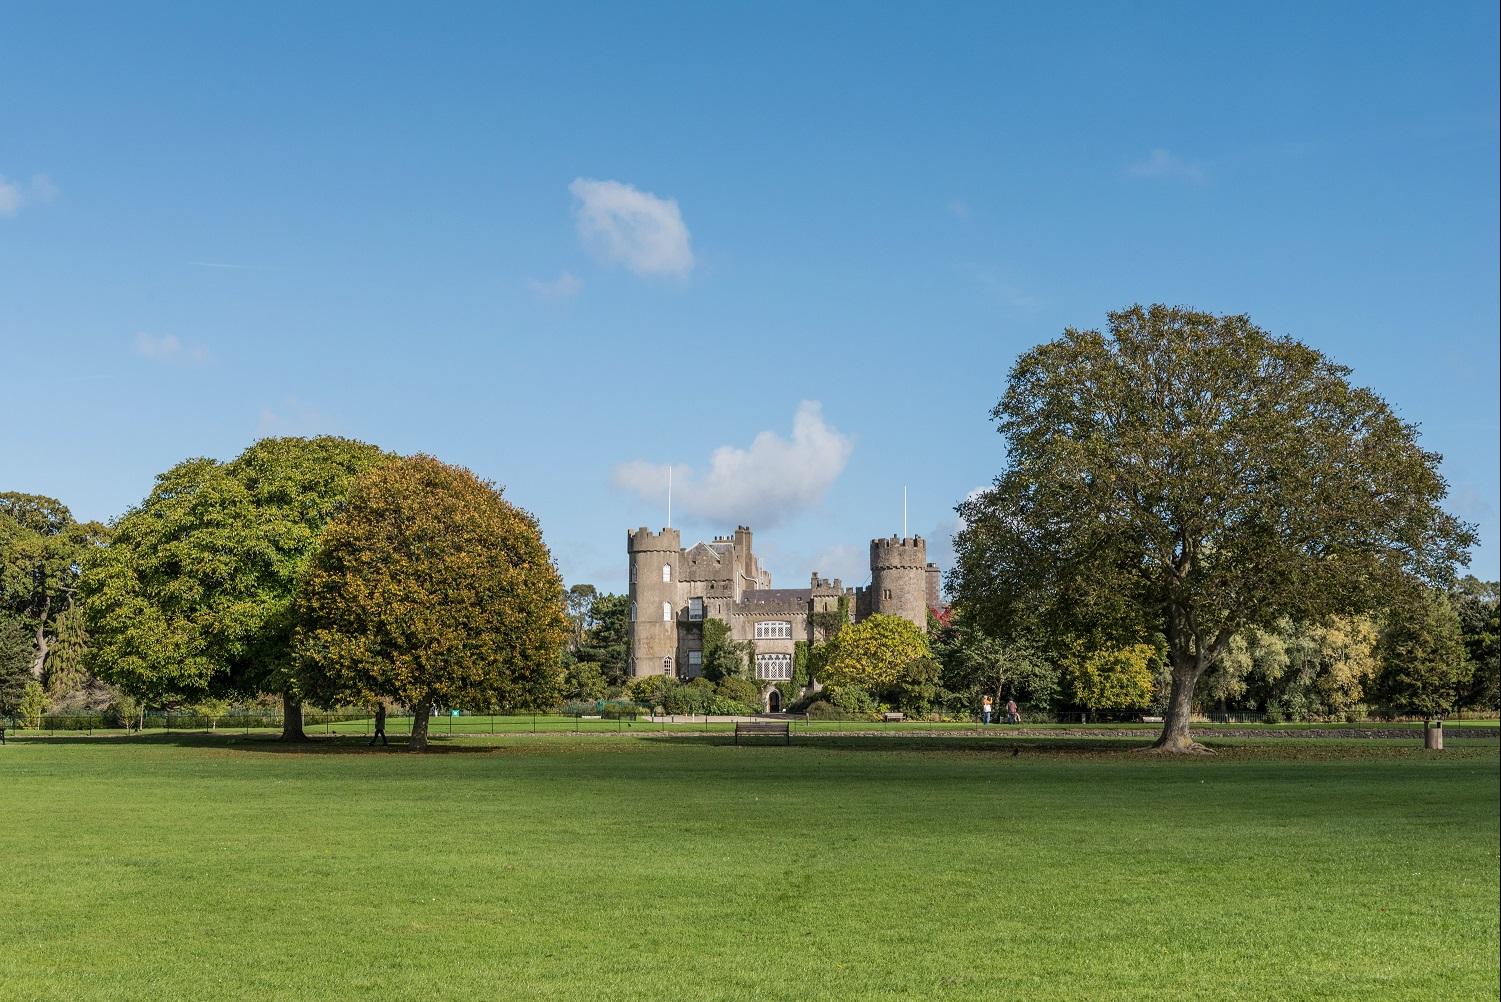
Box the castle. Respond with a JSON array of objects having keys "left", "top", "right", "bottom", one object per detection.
[{"left": 626, "top": 525, "right": 940, "bottom": 711}]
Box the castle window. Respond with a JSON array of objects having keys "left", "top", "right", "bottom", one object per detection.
[
  {"left": 688, "top": 650, "right": 702, "bottom": 669},
  {"left": 631, "top": 564, "right": 637, "bottom": 583},
  {"left": 689, "top": 597, "right": 704, "bottom": 621},
  {"left": 630, "top": 602, "right": 637, "bottom": 622},
  {"left": 663, "top": 656, "right": 673, "bottom": 676},
  {"left": 662, "top": 602, "right": 672, "bottom": 622},
  {"left": 754, "top": 621, "right": 792, "bottom": 640},
  {"left": 662, "top": 563, "right": 672, "bottom": 583},
  {"left": 883, "top": 588, "right": 892, "bottom": 600},
  {"left": 755, "top": 653, "right": 792, "bottom": 681}
]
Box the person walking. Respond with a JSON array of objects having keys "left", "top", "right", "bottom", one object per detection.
[
  {"left": 981, "top": 694, "right": 993, "bottom": 725},
  {"left": 369, "top": 701, "right": 389, "bottom": 746},
  {"left": 1005, "top": 697, "right": 1020, "bottom": 725}
]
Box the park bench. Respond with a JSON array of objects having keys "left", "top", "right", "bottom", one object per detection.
[
  {"left": 734, "top": 720, "right": 791, "bottom": 746},
  {"left": 882, "top": 712, "right": 905, "bottom": 722},
  {"left": 1141, "top": 715, "right": 1163, "bottom": 723}
]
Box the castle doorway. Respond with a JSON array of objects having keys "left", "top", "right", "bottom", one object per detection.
[{"left": 768, "top": 690, "right": 782, "bottom": 713}]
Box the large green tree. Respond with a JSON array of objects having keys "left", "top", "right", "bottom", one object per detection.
[
  {"left": 82, "top": 436, "right": 389, "bottom": 738},
  {"left": 0, "top": 493, "right": 108, "bottom": 684},
  {"left": 818, "top": 613, "right": 931, "bottom": 692},
  {"left": 952, "top": 305, "right": 1475, "bottom": 752},
  {"left": 293, "top": 455, "right": 570, "bottom": 750},
  {"left": 1450, "top": 577, "right": 1499, "bottom": 710}
]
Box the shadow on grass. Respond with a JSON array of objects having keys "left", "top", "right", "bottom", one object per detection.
[{"left": 4, "top": 732, "right": 503, "bottom": 754}]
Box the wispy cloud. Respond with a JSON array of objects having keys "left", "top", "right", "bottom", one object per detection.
[
  {"left": 131, "top": 332, "right": 210, "bottom": 365},
  {"left": 528, "top": 270, "right": 583, "bottom": 299},
  {"left": 1124, "top": 148, "right": 1208, "bottom": 185},
  {"left": 0, "top": 173, "right": 57, "bottom": 217},
  {"left": 570, "top": 178, "right": 695, "bottom": 277},
  {"left": 257, "top": 398, "right": 338, "bottom": 437},
  {"left": 947, "top": 198, "right": 972, "bottom": 220},
  {"left": 612, "top": 401, "right": 852, "bottom": 528}
]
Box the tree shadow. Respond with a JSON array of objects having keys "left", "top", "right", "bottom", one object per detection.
[{"left": 4, "top": 732, "right": 503, "bottom": 754}]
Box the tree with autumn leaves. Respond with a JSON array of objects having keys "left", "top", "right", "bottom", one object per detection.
[{"left": 294, "top": 455, "right": 569, "bottom": 750}]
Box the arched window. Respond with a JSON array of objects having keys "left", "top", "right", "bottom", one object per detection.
[
  {"left": 662, "top": 601, "right": 672, "bottom": 622},
  {"left": 755, "top": 653, "right": 793, "bottom": 680},
  {"left": 630, "top": 602, "right": 637, "bottom": 622},
  {"left": 630, "top": 564, "right": 637, "bottom": 582},
  {"left": 662, "top": 563, "right": 672, "bottom": 582},
  {"left": 663, "top": 656, "right": 673, "bottom": 676}
]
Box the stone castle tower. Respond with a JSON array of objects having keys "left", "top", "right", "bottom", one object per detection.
[
  {"left": 626, "top": 526, "right": 682, "bottom": 677},
  {"left": 867, "top": 535, "right": 932, "bottom": 626}
]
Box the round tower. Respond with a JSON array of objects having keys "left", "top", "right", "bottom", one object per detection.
[
  {"left": 627, "top": 526, "right": 681, "bottom": 677},
  {"left": 869, "top": 535, "right": 929, "bottom": 629}
]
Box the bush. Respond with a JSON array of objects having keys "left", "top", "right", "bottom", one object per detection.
[
  {"left": 826, "top": 684, "right": 879, "bottom": 717},
  {"left": 705, "top": 696, "right": 759, "bottom": 715},
  {"left": 662, "top": 678, "right": 713, "bottom": 715},
  {"left": 715, "top": 676, "right": 760, "bottom": 707},
  {"left": 599, "top": 699, "right": 642, "bottom": 719},
  {"left": 17, "top": 681, "right": 46, "bottom": 729},
  {"left": 804, "top": 700, "right": 854, "bottom": 720},
  {"left": 559, "top": 700, "right": 599, "bottom": 717}
]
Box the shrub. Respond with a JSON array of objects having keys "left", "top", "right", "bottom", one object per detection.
[
  {"left": 705, "top": 696, "right": 759, "bottom": 715},
  {"left": 17, "top": 681, "right": 46, "bottom": 729},
  {"left": 599, "top": 700, "right": 642, "bottom": 719},
  {"left": 715, "top": 676, "right": 760, "bottom": 707},
  {"left": 826, "top": 684, "right": 879, "bottom": 716},
  {"left": 804, "top": 700, "right": 853, "bottom": 720},
  {"left": 662, "top": 678, "right": 713, "bottom": 715}
]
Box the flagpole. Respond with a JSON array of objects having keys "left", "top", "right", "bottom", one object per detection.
[{"left": 667, "top": 466, "right": 673, "bottom": 529}]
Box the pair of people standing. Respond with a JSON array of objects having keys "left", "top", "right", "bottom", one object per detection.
[{"left": 981, "top": 695, "right": 1020, "bottom": 725}]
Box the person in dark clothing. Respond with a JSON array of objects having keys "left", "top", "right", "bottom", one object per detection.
[{"left": 369, "top": 702, "right": 388, "bottom": 746}]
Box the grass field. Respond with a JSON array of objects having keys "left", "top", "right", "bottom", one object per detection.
[{"left": 2, "top": 732, "right": 1496, "bottom": 1001}]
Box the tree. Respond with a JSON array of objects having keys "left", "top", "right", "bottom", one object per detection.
[
  {"left": 932, "top": 615, "right": 1060, "bottom": 713},
  {"left": 0, "top": 610, "right": 34, "bottom": 717},
  {"left": 819, "top": 613, "right": 931, "bottom": 692},
  {"left": 1376, "top": 588, "right": 1470, "bottom": 722},
  {"left": 0, "top": 493, "right": 108, "bottom": 683},
  {"left": 294, "top": 455, "right": 570, "bottom": 750},
  {"left": 1451, "top": 577, "right": 1499, "bottom": 710},
  {"left": 82, "top": 436, "right": 389, "bottom": 739},
  {"left": 565, "top": 584, "right": 599, "bottom": 647},
  {"left": 952, "top": 305, "right": 1475, "bottom": 752},
  {"left": 700, "top": 618, "right": 751, "bottom": 682},
  {"left": 1062, "top": 644, "right": 1157, "bottom": 715}
]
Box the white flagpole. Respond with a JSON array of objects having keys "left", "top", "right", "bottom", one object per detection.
[
  {"left": 667, "top": 466, "right": 673, "bottom": 529},
  {"left": 903, "top": 485, "right": 908, "bottom": 538}
]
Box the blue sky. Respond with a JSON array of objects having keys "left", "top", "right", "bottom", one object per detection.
[{"left": 2, "top": 2, "right": 1497, "bottom": 590}]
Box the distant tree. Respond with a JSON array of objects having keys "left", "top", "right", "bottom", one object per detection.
[
  {"left": 952, "top": 305, "right": 1475, "bottom": 752},
  {"left": 568, "top": 591, "right": 629, "bottom": 686},
  {"left": 565, "top": 584, "right": 599, "bottom": 647},
  {"left": 1062, "top": 644, "right": 1158, "bottom": 715},
  {"left": 83, "top": 436, "right": 389, "bottom": 739},
  {"left": 1451, "top": 577, "right": 1499, "bottom": 710},
  {"left": 819, "top": 614, "right": 931, "bottom": 693},
  {"left": 0, "top": 610, "right": 34, "bottom": 717},
  {"left": 932, "top": 615, "right": 1060, "bottom": 713},
  {"left": 0, "top": 493, "right": 108, "bottom": 683},
  {"left": 294, "top": 455, "right": 570, "bottom": 750},
  {"left": 1376, "top": 589, "right": 1470, "bottom": 722}
]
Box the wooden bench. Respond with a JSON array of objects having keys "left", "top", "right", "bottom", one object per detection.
[
  {"left": 735, "top": 720, "right": 791, "bottom": 746},
  {"left": 1141, "top": 715, "right": 1163, "bottom": 723},
  {"left": 882, "top": 712, "right": 905, "bottom": 722}
]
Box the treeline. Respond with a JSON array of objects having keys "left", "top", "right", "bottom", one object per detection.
[{"left": 1, "top": 438, "right": 569, "bottom": 749}]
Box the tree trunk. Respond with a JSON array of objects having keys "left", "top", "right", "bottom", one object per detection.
[
  {"left": 31, "top": 596, "right": 51, "bottom": 680},
  {"left": 409, "top": 701, "right": 432, "bottom": 751},
  {"left": 1145, "top": 659, "right": 1213, "bottom": 754},
  {"left": 280, "top": 691, "right": 309, "bottom": 741}
]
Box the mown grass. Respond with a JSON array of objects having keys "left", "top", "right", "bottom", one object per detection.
[{"left": 1, "top": 732, "right": 1496, "bottom": 1001}]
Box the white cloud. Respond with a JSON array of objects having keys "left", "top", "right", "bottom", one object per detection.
[
  {"left": 569, "top": 178, "right": 694, "bottom": 277},
  {"left": 528, "top": 270, "right": 583, "bottom": 299},
  {"left": 0, "top": 173, "right": 61, "bottom": 217},
  {"left": 131, "top": 332, "right": 210, "bottom": 364},
  {"left": 612, "top": 401, "right": 852, "bottom": 528},
  {"left": 257, "top": 399, "right": 338, "bottom": 437},
  {"left": 0, "top": 177, "right": 22, "bottom": 217},
  {"left": 1124, "top": 148, "right": 1207, "bottom": 185}
]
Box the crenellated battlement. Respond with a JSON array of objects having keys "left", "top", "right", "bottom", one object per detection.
[
  {"left": 627, "top": 526, "right": 682, "bottom": 553},
  {"left": 869, "top": 534, "right": 927, "bottom": 569}
]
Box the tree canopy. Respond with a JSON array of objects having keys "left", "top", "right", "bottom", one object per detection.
[
  {"left": 818, "top": 613, "right": 931, "bottom": 692},
  {"left": 293, "top": 455, "right": 569, "bottom": 749},
  {"left": 952, "top": 305, "right": 1475, "bottom": 751},
  {"left": 81, "top": 436, "right": 389, "bottom": 735},
  {"left": 0, "top": 493, "right": 108, "bottom": 683}
]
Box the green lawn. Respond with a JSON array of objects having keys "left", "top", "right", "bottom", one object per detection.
[{"left": 2, "top": 733, "right": 1496, "bottom": 1001}]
